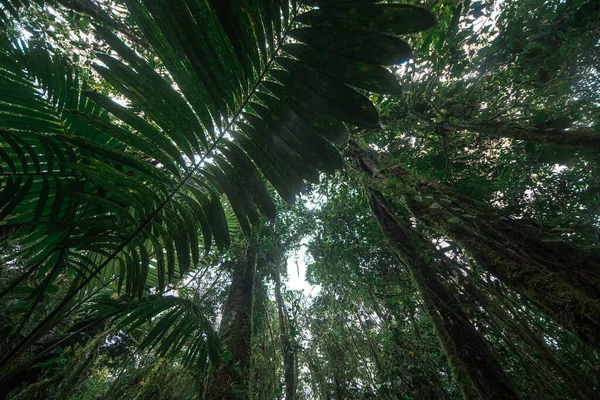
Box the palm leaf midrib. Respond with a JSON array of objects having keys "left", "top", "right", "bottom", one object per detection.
[{"left": 67, "top": 2, "right": 303, "bottom": 273}]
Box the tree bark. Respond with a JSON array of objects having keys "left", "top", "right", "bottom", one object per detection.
[
  {"left": 272, "top": 264, "right": 296, "bottom": 400},
  {"left": 364, "top": 185, "right": 519, "bottom": 400},
  {"left": 352, "top": 141, "right": 600, "bottom": 349},
  {"left": 204, "top": 233, "right": 258, "bottom": 400},
  {"left": 461, "top": 121, "right": 600, "bottom": 148}
]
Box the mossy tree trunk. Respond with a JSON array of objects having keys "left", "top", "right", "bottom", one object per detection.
[
  {"left": 272, "top": 264, "right": 296, "bottom": 400},
  {"left": 458, "top": 121, "right": 600, "bottom": 148},
  {"left": 365, "top": 185, "right": 519, "bottom": 400},
  {"left": 352, "top": 143, "right": 600, "bottom": 348},
  {"left": 204, "top": 232, "right": 258, "bottom": 400}
]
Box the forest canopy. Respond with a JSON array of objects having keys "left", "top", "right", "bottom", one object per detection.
[{"left": 0, "top": 0, "right": 599, "bottom": 399}]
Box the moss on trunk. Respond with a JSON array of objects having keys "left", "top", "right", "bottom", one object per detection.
[
  {"left": 353, "top": 141, "right": 600, "bottom": 349},
  {"left": 366, "top": 187, "right": 519, "bottom": 399},
  {"left": 204, "top": 233, "right": 258, "bottom": 400}
]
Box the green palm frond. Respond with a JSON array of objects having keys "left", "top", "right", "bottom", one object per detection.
[
  {"left": 83, "top": 209, "right": 238, "bottom": 298},
  {"left": 90, "top": 295, "right": 222, "bottom": 368},
  {"left": 0, "top": 0, "right": 436, "bottom": 367},
  {"left": 1, "top": 0, "right": 436, "bottom": 295},
  {"left": 0, "top": 40, "right": 233, "bottom": 297},
  {"left": 78, "top": 0, "right": 436, "bottom": 256},
  {"left": 0, "top": 40, "right": 239, "bottom": 358}
]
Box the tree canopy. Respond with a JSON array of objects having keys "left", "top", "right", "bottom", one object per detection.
[{"left": 1, "top": 0, "right": 599, "bottom": 399}]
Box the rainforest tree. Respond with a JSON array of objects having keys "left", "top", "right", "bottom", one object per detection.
[{"left": 1, "top": 0, "right": 599, "bottom": 399}]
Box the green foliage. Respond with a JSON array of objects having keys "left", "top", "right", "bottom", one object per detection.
[
  {"left": 1, "top": 0, "right": 600, "bottom": 399},
  {"left": 90, "top": 295, "right": 221, "bottom": 366},
  {"left": 0, "top": 0, "right": 435, "bottom": 379}
]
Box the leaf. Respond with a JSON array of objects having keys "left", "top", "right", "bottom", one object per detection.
[
  {"left": 283, "top": 44, "right": 402, "bottom": 94},
  {"left": 249, "top": 97, "right": 344, "bottom": 173},
  {"left": 289, "top": 27, "right": 412, "bottom": 65},
  {"left": 82, "top": 91, "right": 188, "bottom": 173},
  {"left": 92, "top": 57, "right": 201, "bottom": 159},
  {"left": 93, "top": 24, "right": 212, "bottom": 147},
  {"left": 221, "top": 350, "right": 232, "bottom": 362},
  {"left": 220, "top": 142, "right": 276, "bottom": 220},
  {"left": 0, "top": 175, "right": 33, "bottom": 220},
  {"left": 267, "top": 65, "right": 380, "bottom": 128},
  {"left": 91, "top": 295, "right": 222, "bottom": 364},
  {"left": 71, "top": 110, "right": 182, "bottom": 178},
  {"left": 296, "top": 4, "right": 437, "bottom": 36},
  {"left": 226, "top": 130, "right": 301, "bottom": 203},
  {"left": 280, "top": 57, "right": 381, "bottom": 124}
]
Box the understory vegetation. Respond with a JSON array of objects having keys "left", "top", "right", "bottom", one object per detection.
[{"left": 1, "top": 0, "right": 599, "bottom": 399}]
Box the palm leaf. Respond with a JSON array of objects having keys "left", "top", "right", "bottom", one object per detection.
[
  {"left": 0, "top": 0, "right": 436, "bottom": 366},
  {"left": 1, "top": 0, "right": 436, "bottom": 296},
  {"left": 90, "top": 295, "right": 222, "bottom": 367},
  {"left": 0, "top": 41, "right": 236, "bottom": 359},
  {"left": 77, "top": 0, "right": 437, "bottom": 261},
  {"left": 0, "top": 40, "right": 232, "bottom": 298}
]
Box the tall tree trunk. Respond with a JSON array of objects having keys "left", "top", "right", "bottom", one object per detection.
[
  {"left": 272, "top": 264, "right": 296, "bottom": 400},
  {"left": 364, "top": 185, "right": 519, "bottom": 400},
  {"left": 352, "top": 141, "right": 600, "bottom": 349},
  {"left": 204, "top": 233, "right": 258, "bottom": 400},
  {"left": 460, "top": 121, "right": 600, "bottom": 148}
]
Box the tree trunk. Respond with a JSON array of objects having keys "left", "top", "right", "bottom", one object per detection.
[
  {"left": 352, "top": 141, "right": 600, "bottom": 349},
  {"left": 462, "top": 121, "right": 600, "bottom": 148},
  {"left": 272, "top": 264, "right": 296, "bottom": 400},
  {"left": 204, "top": 233, "right": 258, "bottom": 400},
  {"left": 365, "top": 185, "right": 519, "bottom": 400}
]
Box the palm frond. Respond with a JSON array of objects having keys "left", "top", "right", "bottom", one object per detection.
[
  {"left": 75, "top": 0, "right": 437, "bottom": 265},
  {"left": 0, "top": 40, "right": 235, "bottom": 299},
  {"left": 1, "top": 0, "right": 436, "bottom": 296},
  {"left": 0, "top": 0, "right": 436, "bottom": 367},
  {"left": 90, "top": 295, "right": 222, "bottom": 368}
]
